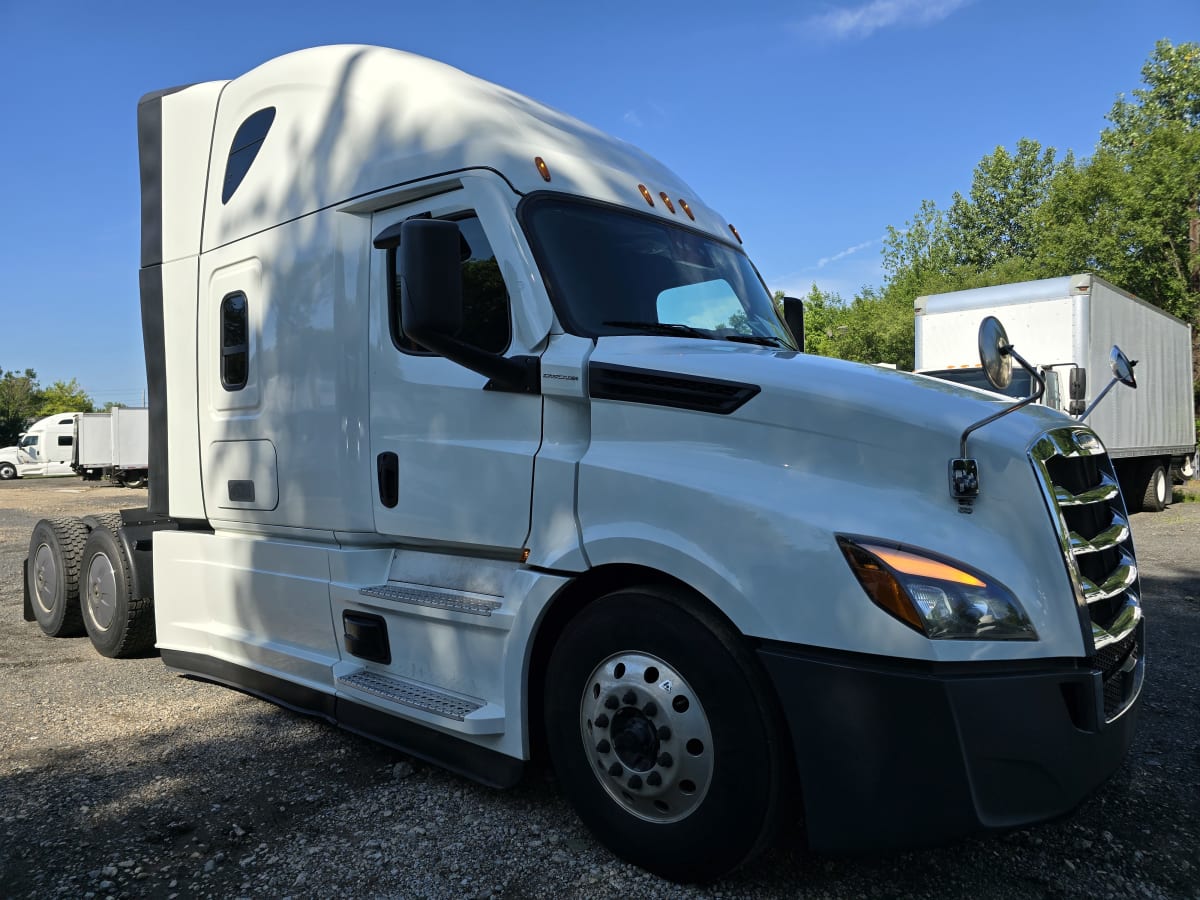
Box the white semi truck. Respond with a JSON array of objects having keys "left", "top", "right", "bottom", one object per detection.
[
  {"left": 22, "top": 47, "right": 1144, "bottom": 881},
  {"left": 915, "top": 274, "right": 1196, "bottom": 512},
  {"left": 0, "top": 412, "right": 82, "bottom": 480},
  {"left": 74, "top": 407, "right": 150, "bottom": 487}
]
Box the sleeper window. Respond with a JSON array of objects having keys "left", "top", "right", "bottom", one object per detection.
[
  {"left": 388, "top": 215, "right": 511, "bottom": 355},
  {"left": 221, "top": 293, "right": 249, "bottom": 391}
]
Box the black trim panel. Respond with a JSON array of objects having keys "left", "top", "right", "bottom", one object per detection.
[
  {"left": 589, "top": 362, "right": 760, "bottom": 414},
  {"left": 160, "top": 649, "right": 524, "bottom": 790},
  {"left": 139, "top": 266, "right": 169, "bottom": 516}
]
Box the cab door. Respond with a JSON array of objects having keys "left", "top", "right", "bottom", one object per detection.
[{"left": 368, "top": 184, "right": 543, "bottom": 553}]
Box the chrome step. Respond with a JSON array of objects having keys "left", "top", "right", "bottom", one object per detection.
[
  {"left": 359, "top": 584, "right": 501, "bottom": 617},
  {"left": 338, "top": 670, "right": 484, "bottom": 721}
]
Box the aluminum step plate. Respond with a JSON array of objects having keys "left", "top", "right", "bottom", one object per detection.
[
  {"left": 359, "top": 584, "right": 501, "bottom": 617},
  {"left": 338, "top": 670, "right": 484, "bottom": 721}
]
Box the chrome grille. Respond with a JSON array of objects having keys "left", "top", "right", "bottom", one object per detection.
[{"left": 1030, "top": 427, "right": 1143, "bottom": 721}]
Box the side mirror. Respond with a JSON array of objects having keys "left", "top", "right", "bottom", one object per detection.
[
  {"left": 399, "top": 219, "right": 463, "bottom": 346},
  {"left": 1068, "top": 367, "right": 1087, "bottom": 415},
  {"left": 782, "top": 296, "right": 805, "bottom": 351}
]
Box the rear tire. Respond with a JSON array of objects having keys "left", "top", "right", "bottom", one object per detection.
[
  {"left": 27, "top": 518, "right": 88, "bottom": 636},
  {"left": 544, "top": 587, "right": 788, "bottom": 882},
  {"left": 1140, "top": 463, "right": 1168, "bottom": 513},
  {"left": 80, "top": 524, "right": 156, "bottom": 658}
]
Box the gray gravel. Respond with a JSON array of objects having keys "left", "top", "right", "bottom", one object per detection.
[{"left": 1, "top": 478, "right": 1198, "bottom": 899}]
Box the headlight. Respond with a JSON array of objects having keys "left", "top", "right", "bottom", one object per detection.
[{"left": 838, "top": 537, "right": 1036, "bottom": 640}]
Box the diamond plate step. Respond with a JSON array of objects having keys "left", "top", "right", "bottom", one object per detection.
[
  {"left": 338, "top": 670, "right": 484, "bottom": 721},
  {"left": 359, "top": 584, "right": 502, "bottom": 617}
]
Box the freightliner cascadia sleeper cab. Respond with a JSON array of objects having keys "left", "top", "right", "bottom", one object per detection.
[{"left": 23, "top": 46, "right": 1143, "bottom": 882}]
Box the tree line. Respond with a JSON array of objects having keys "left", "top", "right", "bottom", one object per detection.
[
  {"left": 794, "top": 38, "right": 1200, "bottom": 394},
  {"left": 0, "top": 369, "right": 96, "bottom": 447}
]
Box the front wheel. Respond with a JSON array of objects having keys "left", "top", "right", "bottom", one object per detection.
[
  {"left": 1141, "top": 463, "right": 1168, "bottom": 513},
  {"left": 0, "top": 461, "right": 17, "bottom": 480},
  {"left": 544, "top": 587, "right": 788, "bottom": 882}
]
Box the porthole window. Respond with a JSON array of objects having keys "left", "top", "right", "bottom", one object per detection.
[
  {"left": 221, "top": 293, "right": 249, "bottom": 391},
  {"left": 222, "top": 107, "right": 276, "bottom": 204}
]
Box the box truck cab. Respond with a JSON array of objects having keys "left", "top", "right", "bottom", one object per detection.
[
  {"left": 25, "top": 47, "right": 1143, "bottom": 882},
  {"left": 0, "top": 413, "right": 81, "bottom": 479}
]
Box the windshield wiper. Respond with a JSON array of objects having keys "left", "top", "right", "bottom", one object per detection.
[
  {"left": 602, "top": 320, "right": 714, "bottom": 339},
  {"left": 723, "top": 333, "right": 788, "bottom": 348}
]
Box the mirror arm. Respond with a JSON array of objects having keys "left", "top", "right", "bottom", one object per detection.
[
  {"left": 1076, "top": 377, "right": 1119, "bottom": 422},
  {"left": 958, "top": 345, "right": 1045, "bottom": 459},
  {"left": 407, "top": 326, "right": 540, "bottom": 394}
]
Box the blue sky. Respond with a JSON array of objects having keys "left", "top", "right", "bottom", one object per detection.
[{"left": 1, "top": 0, "right": 1197, "bottom": 407}]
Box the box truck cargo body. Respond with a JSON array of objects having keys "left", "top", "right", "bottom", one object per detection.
[
  {"left": 74, "top": 408, "right": 149, "bottom": 486},
  {"left": 915, "top": 274, "right": 1196, "bottom": 511},
  {"left": 21, "top": 47, "right": 1145, "bottom": 881}
]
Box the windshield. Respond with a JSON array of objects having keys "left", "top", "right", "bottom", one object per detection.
[
  {"left": 922, "top": 367, "right": 1033, "bottom": 399},
  {"left": 521, "top": 196, "right": 796, "bottom": 349}
]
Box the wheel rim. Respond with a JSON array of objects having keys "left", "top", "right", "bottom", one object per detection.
[
  {"left": 32, "top": 543, "right": 59, "bottom": 614},
  {"left": 86, "top": 551, "right": 118, "bottom": 631},
  {"left": 580, "top": 651, "right": 715, "bottom": 824}
]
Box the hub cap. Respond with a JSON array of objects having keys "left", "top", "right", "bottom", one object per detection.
[
  {"left": 32, "top": 543, "right": 58, "bottom": 613},
  {"left": 580, "top": 651, "right": 714, "bottom": 823},
  {"left": 86, "top": 552, "right": 117, "bottom": 631}
]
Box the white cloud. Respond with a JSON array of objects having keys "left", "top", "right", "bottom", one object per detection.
[
  {"left": 807, "top": 0, "right": 969, "bottom": 40},
  {"left": 816, "top": 238, "right": 878, "bottom": 269}
]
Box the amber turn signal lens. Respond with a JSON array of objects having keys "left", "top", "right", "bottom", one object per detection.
[{"left": 839, "top": 540, "right": 925, "bottom": 633}]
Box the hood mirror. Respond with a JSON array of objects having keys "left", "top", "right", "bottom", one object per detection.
[
  {"left": 1077, "top": 345, "right": 1137, "bottom": 421},
  {"left": 950, "top": 316, "right": 1046, "bottom": 502},
  {"left": 978, "top": 316, "right": 1013, "bottom": 391}
]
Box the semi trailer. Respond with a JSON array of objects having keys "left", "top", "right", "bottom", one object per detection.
[
  {"left": 23, "top": 46, "right": 1144, "bottom": 882},
  {"left": 915, "top": 274, "right": 1196, "bottom": 511}
]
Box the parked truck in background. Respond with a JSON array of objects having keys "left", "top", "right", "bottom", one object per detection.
[
  {"left": 21, "top": 47, "right": 1145, "bottom": 882},
  {"left": 0, "top": 412, "right": 82, "bottom": 480},
  {"left": 74, "top": 407, "right": 149, "bottom": 487},
  {"left": 915, "top": 273, "right": 1196, "bottom": 512}
]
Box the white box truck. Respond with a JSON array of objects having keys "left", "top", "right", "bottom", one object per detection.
[
  {"left": 73, "top": 408, "right": 150, "bottom": 487},
  {"left": 21, "top": 47, "right": 1144, "bottom": 882},
  {"left": 915, "top": 274, "right": 1196, "bottom": 512},
  {"left": 0, "top": 412, "right": 82, "bottom": 480}
]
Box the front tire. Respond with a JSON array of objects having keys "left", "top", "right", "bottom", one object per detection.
[
  {"left": 1141, "top": 463, "right": 1168, "bottom": 513},
  {"left": 80, "top": 524, "right": 156, "bottom": 658},
  {"left": 544, "top": 587, "right": 788, "bottom": 882},
  {"left": 27, "top": 518, "right": 88, "bottom": 636},
  {"left": 0, "top": 461, "right": 17, "bottom": 480}
]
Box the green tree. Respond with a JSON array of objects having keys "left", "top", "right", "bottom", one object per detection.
[
  {"left": 36, "top": 379, "right": 95, "bottom": 416},
  {"left": 0, "top": 368, "right": 41, "bottom": 447}
]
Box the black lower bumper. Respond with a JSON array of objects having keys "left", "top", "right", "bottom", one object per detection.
[{"left": 758, "top": 632, "right": 1141, "bottom": 851}]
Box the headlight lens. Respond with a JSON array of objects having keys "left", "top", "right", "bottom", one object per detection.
[{"left": 838, "top": 537, "right": 1037, "bottom": 640}]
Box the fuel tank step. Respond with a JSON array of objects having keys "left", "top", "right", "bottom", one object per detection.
[
  {"left": 359, "top": 584, "right": 502, "bottom": 617},
  {"left": 336, "top": 670, "right": 502, "bottom": 732}
]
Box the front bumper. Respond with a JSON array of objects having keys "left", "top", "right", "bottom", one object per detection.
[{"left": 758, "top": 626, "right": 1142, "bottom": 851}]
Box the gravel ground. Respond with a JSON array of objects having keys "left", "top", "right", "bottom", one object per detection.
[{"left": 1, "top": 478, "right": 1198, "bottom": 899}]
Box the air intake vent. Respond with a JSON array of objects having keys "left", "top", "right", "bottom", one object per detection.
[
  {"left": 1031, "top": 427, "right": 1143, "bottom": 722},
  {"left": 589, "top": 363, "right": 759, "bottom": 414}
]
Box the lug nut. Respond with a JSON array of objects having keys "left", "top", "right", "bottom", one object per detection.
[
  {"left": 658, "top": 752, "right": 673, "bottom": 768},
  {"left": 595, "top": 713, "right": 609, "bottom": 728},
  {"left": 596, "top": 739, "right": 611, "bottom": 754},
  {"left": 604, "top": 695, "right": 619, "bottom": 710},
  {"left": 656, "top": 725, "right": 671, "bottom": 740},
  {"left": 646, "top": 771, "right": 662, "bottom": 787},
  {"left": 628, "top": 775, "right": 643, "bottom": 790},
  {"left": 608, "top": 762, "right": 623, "bottom": 777},
  {"left": 622, "top": 690, "right": 637, "bottom": 705},
  {"left": 642, "top": 702, "right": 657, "bottom": 717}
]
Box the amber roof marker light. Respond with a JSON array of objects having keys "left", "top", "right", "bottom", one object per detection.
[
  {"left": 729, "top": 224, "right": 743, "bottom": 244},
  {"left": 678, "top": 199, "right": 695, "bottom": 221},
  {"left": 534, "top": 157, "right": 551, "bottom": 182},
  {"left": 638, "top": 184, "right": 655, "bottom": 207},
  {"left": 659, "top": 192, "right": 676, "bottom": 213}
]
